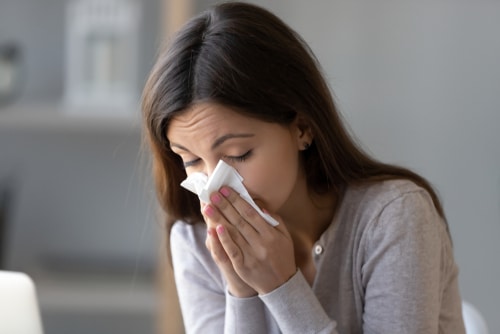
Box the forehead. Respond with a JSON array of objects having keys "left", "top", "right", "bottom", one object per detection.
[{"left": 167, "top": 103, "right": 260, "bottom": 143}]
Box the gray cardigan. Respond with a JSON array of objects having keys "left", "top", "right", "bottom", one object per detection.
[{"left": 171, "top": 180, "right": 465, "bottom": 333}]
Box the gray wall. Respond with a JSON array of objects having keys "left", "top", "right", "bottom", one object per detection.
[{"left": 245, "top": 0, "right": 499, "bottom": 331}]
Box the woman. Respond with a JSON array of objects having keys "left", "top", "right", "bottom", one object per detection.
[{"left": 142, "top": 2, "right": 465, "bottom": 333}]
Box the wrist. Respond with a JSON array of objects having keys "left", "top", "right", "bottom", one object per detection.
[{"left": 228, "top": 284, "right": 258, "bottom": 298}]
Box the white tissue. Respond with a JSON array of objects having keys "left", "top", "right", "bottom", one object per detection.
[{"left": 180, "top": 160, "right": 279, "bottom": 226}]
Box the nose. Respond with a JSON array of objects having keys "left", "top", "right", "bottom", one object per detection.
[{"left": 203, "top": 161, "right": 219, "bottom": 179}]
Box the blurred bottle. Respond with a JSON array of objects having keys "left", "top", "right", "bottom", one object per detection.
[
  {"left": 64, "top": 0, "right": 141, "bottom": 116},
  {"left": 0, "top": 43, "right": 23, "bottom": 108}
]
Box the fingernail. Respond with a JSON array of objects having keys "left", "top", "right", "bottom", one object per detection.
[
  {"left": 210, "top": 193, "right": 221, "bottom": 204},
  {"left": 220, "top": 187, "right": 230, "bottom": 197},
  {"left": 216, "top": 225, "right": 225, "bottom": 234},
  {"left": 204, "top": 205, "right": 214, "bottom": 217}
]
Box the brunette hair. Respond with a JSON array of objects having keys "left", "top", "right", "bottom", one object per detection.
[{"left": 142, "top": 2, "right": 446, "bottom": 230}]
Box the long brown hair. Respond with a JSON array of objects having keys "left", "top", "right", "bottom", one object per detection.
[{"left": 142, "top": 2, "right": 446, "bottom": 231}]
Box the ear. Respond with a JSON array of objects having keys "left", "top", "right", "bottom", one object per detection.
[{"left": 293, "top": 115, "right": 313, "bottom": 150}]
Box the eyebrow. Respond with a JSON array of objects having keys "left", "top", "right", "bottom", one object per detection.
[
  {"left": 211, "top": 133, "right": 254, "bottom": 150},
  {"left": 170, "top": 133, "right": 255, "bottom": 152}
]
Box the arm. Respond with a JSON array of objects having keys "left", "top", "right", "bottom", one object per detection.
[
  {"left": 204, "top": 188, "right": 339, "bottom": 333},
  {"left": 260, "top": 270, "right": 338, "bottom": 334},
  {"left": 361, "top": 189, "right": 462, "bottom": 333},
  {"left": 170, "top": 222, "right": 269, "bottom": 334}
]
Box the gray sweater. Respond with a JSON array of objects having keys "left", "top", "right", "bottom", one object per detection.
[{"left": 171, "top": 180, "right": 465, "bottom": 333}]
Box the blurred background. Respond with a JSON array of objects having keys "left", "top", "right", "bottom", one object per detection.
[{"left": 1, "top": 0, "right": 499, "bottom": 333}]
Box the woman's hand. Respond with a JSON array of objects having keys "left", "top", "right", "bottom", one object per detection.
[
  {"left": 203, "top": 186, "right": 296, "bottom": 295},
  {"left": 205, "top": 225, "right": 257, "bottom": 298}
]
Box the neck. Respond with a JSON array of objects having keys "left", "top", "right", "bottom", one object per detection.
[{"left": 279, "top": 185, "right": 337, "bottom": 249}]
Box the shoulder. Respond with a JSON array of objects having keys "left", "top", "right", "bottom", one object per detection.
[
  {"left": 170, "top": 220, "right": 208, "bottom": 258},
  {"left": 347, "top": 179, "right": 430, "bottom": 207},
  {"left": 339, "top": 179, "right": 446, "bottom": 240},
  {"left": 171, "top": 220, "right": 207, "bottom": 245},
  {"left": 343, "top": 179, "right": 448, "bottom": 251},
  {"left": 342, "top": 179, "right": 435, "bottom": 221}
]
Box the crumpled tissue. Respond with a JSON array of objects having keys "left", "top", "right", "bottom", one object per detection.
[{"left": 180, "top": 160, "right": 279, "bottom": 226}]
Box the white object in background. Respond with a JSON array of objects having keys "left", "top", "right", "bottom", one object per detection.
[
  {"left": 462, "top": 301, "right": 489, "bottom": 334},
  {"left": 0, "top": 271, "right": 44, "bottom": 334},
  {"left": 181, "top": 160, "right": 279, "bottom": 226},
  {"left": 64, "top": 0, "right": 141, "bottom": 115}
]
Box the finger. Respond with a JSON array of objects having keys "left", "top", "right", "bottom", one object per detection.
[
  {"left": 218, "top": 187, "right": 269, "bottom": 234},
  {"left": 206, "top": 227, "right": 232, "bottom": 267},
  {"left": 203, "top": 202, "right": 231, "bottom": 229},
  {"left": 202, "top": 204, "right": 218, "bottom": 229},
  {"left": 209, "top": 191, "right": 260, "bottom": 240},
  {"left": 215, "top": 224, "right": 245, "bottom": 267},
  {"left": 204, "top": 203, "right": 251, "bottom": 251}
]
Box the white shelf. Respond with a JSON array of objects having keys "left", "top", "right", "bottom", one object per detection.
[
  {"left": 36, "top": 274, "right": 159, "bottom": 315},
  {"left": 0, "top": 102, "right": 142, "bottom": 133}
]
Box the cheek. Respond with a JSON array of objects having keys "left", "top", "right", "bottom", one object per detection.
[{"left": 244, "top": 150, "right": 300, "bottom": 212}]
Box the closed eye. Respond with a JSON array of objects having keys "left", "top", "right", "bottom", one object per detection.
[
  {"left": 183, "top": 158, "right": 201, "bottom": 168},
  {"left": 183, "top": 150, "right": 252, "bottom": 169},
  {"left": 224, "top": 150, "right": 252, "bottom": 163}
]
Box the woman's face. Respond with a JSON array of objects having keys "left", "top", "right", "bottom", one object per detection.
[{"left": 167, "top": 102, "right": 310, "bottom": 215}]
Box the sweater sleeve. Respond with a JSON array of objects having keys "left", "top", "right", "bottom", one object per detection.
[
  {"left": 360, "top": 189, "right": 465, "bottom": 334},
  {"left": 260, "top": 270, "right": 338, "bottom": 334},
  {"left": 224, "top": 292, "right": 268, "bottom": 334},
  {"left": 170, "top": 222, "right": 269, "bottom": 334}
]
